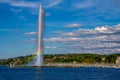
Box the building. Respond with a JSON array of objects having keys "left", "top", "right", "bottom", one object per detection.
[{"left": 116, "top": 57, "right": 120, "bottom": 66}]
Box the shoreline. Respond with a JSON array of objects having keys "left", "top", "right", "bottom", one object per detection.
[
  {"left": 4, "top": 63, "right": 120, "bottom": 68},
  {"left": 45, "top": 63, "right": 120, "bottom": 68}
]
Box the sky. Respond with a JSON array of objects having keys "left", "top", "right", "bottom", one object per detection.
[{"left": 0, "top": 0, "right": 120, "bottom": 59}]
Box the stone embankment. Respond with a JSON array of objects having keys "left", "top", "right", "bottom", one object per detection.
[{"left": 45, "top": 63, "right": 120, "bottom": 68}]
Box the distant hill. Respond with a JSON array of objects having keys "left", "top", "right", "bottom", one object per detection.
[{"left": 0, "top": 54, "right": 120, "bottom": 65}]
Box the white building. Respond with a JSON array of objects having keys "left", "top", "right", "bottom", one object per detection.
[{"left": 116, "top": 57, "right": 120, "bottom": 65}]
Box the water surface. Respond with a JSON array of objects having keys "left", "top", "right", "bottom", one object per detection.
[{"left": 0, "top": 66, "right": 120, "bottom": 80}]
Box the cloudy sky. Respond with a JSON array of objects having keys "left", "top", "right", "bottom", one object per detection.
[{"left": 0, "top": 0, "right": 120, "bottom": 58}]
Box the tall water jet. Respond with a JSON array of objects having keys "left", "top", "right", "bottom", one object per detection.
[
  {"left": 36, "top": 4, "right": 45, "bottom": 66},
  {"left": 27, "top": 5, "right": 45, "bottom": 66}
]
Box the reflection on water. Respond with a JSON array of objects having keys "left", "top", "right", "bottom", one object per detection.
[
  {"left": 0, "top": 66, "right": 120, "bottom": 80},
  {"left": 33, "top": 68, "right": 43, "bottom": 80}
]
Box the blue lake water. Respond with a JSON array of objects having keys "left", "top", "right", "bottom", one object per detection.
[{"left": 0, "top": 66, "right": 120, "bottom": 80}]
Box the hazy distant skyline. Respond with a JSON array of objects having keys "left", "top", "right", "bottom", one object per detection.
[{"left": 0, "top": 0, "right": 120, "bottom": 58}]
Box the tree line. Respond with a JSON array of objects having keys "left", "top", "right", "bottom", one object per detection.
[{"left": 0, "top": 53, "right": 120, "bottom": 65}]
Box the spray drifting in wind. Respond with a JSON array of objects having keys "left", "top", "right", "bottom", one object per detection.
[{"left": 27, "top": 5, "right": 45, "bottom": 66}]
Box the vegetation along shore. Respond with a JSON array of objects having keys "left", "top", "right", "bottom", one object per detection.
[{"left": 0, "top": 54, "right": 120, "bottom": 68}]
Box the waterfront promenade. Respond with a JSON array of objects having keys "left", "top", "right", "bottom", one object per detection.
[{"left": 45, "top": 63, "right": 120, "bottom": 68}]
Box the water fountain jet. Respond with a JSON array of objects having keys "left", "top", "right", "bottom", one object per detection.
[{"left": 27, "top": 5, "right": 45, "bottom": 67}]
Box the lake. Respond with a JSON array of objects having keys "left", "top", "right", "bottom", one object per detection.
[{"left": 0, "top": 66, "right": 120, "bottom": 80}]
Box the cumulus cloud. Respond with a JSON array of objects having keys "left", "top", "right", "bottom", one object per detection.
[
  {"left": 24, "top": 32, "right": 37, "bottom": 36},
  {"left": 45, "top": 46, "right": 58, "bottom": 49},
  {"left": 64, "top": 23, "right": 82, "bottom": 28},
  {"left": 44, "top": 38, "right": 62, "bottom": 42},
  {"left": 26, "top": 24, "right": 120, "bottom": 54},
  {"left": 45, "top": 37, "right": 89, "bottom": 43},
  {"left": 95, "top": 26, "right": 108, "bottom": 32},
  {"left": 62, "top": 24, "right": 120, "bottom": 37},
  {"left": 62, "top": 32, "right": 76, "bottom": 37},
  {"left": 45, "top": 24, "right": 120, "bottom": 54}
]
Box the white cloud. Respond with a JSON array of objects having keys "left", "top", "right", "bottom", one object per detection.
[
  {"left": 45, "top": 46, "right": 58, "bottom": 49},
  {"left": 44, "top": 0, "right": 62, "bottom": 8},
  {"left": 64, "top": 23, "right": 82, "bottom": 28},
  {"left": 10, "top": 1, "right": 38, "bottom": 8},
  {"left": 0, "top": 0, "right": 62, "bottom": 8},
  {"left": 44, "top": 37, "right": 96, "bottom": 43},
  {"left": 24, "top": 32, "right": 36, "bottom": 36},
  {"left": 44, "top": 38, "right": 62, "bottom": 42},
  {"left": 25, "top": 24, "right": 120, "bottom": 54},
  {"left": 62, "top": 24, "right": 120, "bottom": 37},
  {"left": 0, "top": 0, "right": 62, "bottom": 15},
  {"left": 62, "top": 32, "right": 76, "bottom": 37},
  {"left": 45, "top": 24, "right": 120, "bottom": 54},
  {"left": 0, "top": 0, "right": 39, "bottom": 8},
  {"left": 95, "top": 26, "right": 108, "bottom": 32}
]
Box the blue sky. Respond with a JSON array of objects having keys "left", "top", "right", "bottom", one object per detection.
[{"left": 0, "top": 0, "right": 120, "bottom": 59}]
